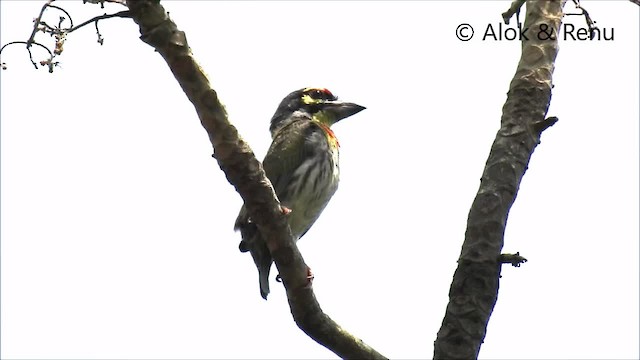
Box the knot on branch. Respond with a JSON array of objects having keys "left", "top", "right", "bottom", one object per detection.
[{"left": 127, "top": 1, "right": 186, "bottom": 51}]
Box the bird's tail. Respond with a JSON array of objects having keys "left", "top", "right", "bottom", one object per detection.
[
  {"left": 250, "top": 238, "right": 273, "bottom": 300},
  {"left": 236, "top": 218, "right": 273, "bottom": 300}
]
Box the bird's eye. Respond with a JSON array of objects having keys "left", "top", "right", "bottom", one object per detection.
[{"left": 304, "top": 88, "right": 336, "bottom": 101}]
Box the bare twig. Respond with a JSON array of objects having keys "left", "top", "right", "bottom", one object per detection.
[
  {"left": 83, "top": 0, "right": 127, "bottom": 8},
  {"left": 67, "top": 10, "right": 131, "bottom": 35},
  {"left": 566, "top": 0, "right": 598, "bottom": 39},
  {"left": 0, "top": 40, "right": 54, "bottom": 70},
  {"left": 502, "top": 0, "right": 525, "bottom": 24},
  {"left": 47, "top": 4, "right": 73, "bottom": 28},
  {"left": 2, "top": 0, "right": 130, "bottom": 71},
  {"left": 27, "top": 0, "right": 54, "bottom": 48}
]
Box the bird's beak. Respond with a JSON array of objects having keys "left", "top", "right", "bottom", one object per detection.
[{"left": 323, "top": 101, "right": 366, "bottom": 122}]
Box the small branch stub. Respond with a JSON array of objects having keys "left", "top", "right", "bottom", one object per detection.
[
  {"left": 533, "top": 116, "right": 559, "bottom": 135},
  {"left": 499, "top": 252, "right": 528, "bottom": 268}
]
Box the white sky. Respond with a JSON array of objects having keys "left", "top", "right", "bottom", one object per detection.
[{"left": 1, "top": 1, "right": 638, "bottom": 359}]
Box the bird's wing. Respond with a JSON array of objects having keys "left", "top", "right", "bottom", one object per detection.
[
  {"left": 262, "top": 121, "right": 318, "bottom": 204},
  {"left": 234, "top": 120, "right": 310, "bottom": 231}
]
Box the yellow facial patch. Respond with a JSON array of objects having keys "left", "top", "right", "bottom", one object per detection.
[
  {"left": 301, "top": 87, "right": 334, "bottom": 105},
  {"left": 302, "top": 94, "right": 323, "bottom": 105}
]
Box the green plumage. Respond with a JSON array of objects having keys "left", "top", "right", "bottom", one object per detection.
[{"left": 234, "top": 88, "right": 365, "bottom": 299}]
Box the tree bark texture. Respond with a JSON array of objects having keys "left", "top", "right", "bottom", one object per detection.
[{"left": 433, "top": 1, "right": 565, "bottom": 359}]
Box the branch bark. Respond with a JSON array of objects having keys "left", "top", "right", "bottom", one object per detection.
[
  {"left": 433, "top": 1, "right": 565, "bottom": 358},
  {"left": 124, "top": 1, "right": 385, "bottom": 358}
]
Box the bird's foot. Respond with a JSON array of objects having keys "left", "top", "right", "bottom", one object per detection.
[
  {"left": 275, "top": 268, "right": 313, "bottom": 284},
  {"left": 280, "top": 205, "right": 292, "bottom": 215},
  {"left": 274, "top": 268, "right": 313, "bottom": 288},
  {"left": 305, "top": 266, "right": 314, "bottom": 288}
]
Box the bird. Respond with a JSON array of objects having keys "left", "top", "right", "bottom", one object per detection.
[{"left": 234, "top": 87, "right": 365, "bottom": 299}]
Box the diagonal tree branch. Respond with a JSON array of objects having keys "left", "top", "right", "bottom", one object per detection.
[
  {"left": 433, "top": 1, "right": 566, "bottom": 358},
  {"left": 124, "top": 1, "right": 386, "bottom": 358}
]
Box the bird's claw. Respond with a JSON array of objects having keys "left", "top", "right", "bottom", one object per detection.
[
  {"left": 275, "top": 268, "right": 313, "bottom": 287},
  {"left": 305, "top": 266, "right": 314, "bottom": 288},
  {"left": 280, "top": 205, "right": 292, "bottom": 215}
]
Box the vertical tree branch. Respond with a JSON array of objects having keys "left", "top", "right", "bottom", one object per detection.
[
  {"left": 124, "top": 1, "right": 385, "bottom": 358},
  {"left": 433, "top": 1, "right": 565, "bottom": 358}
]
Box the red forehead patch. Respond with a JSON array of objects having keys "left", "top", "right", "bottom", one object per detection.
[
  {"left": 305, "top": 87, "right": 334, "bottom": 98},
  {"left": 319, "top": 88, "right": 333, "bottom": 96}
]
